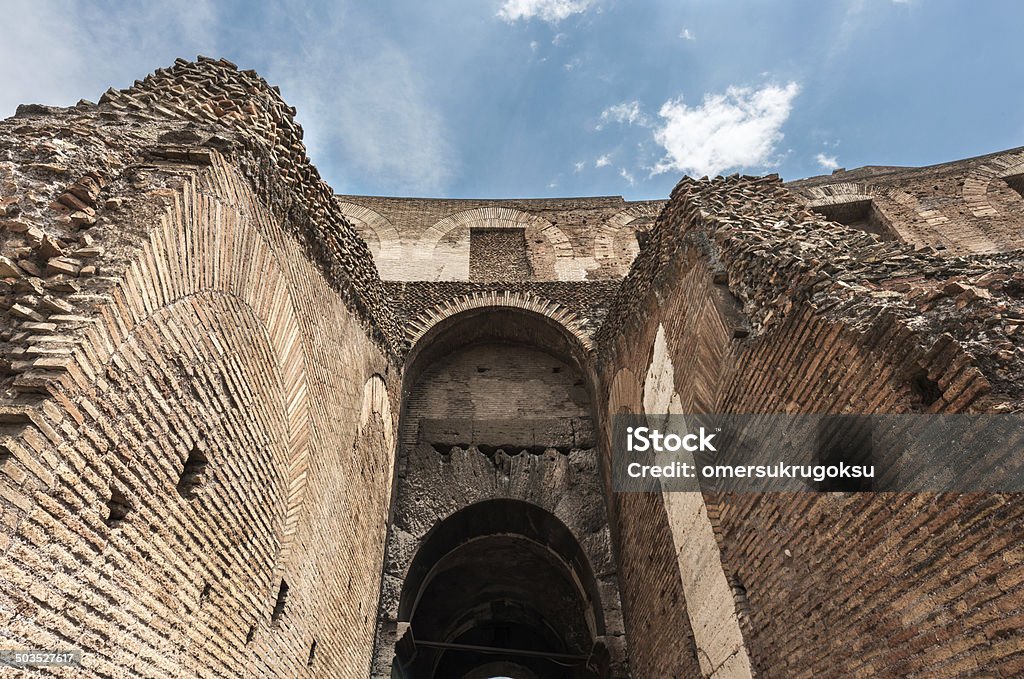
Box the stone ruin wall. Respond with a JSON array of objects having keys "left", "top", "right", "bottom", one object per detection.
[
  {"left": 789, "top": 149, "right": 1024, "bottom": 255},
  {"left": 596, "top": 173, "right": 1024, "bottom": 677},
  {"left": 0, "top": 58, "right": 403, "bottom": 677},
  {"left": 1, "top": 55, "right": 1024, "bottom": 679},
  {"left": 336, "top": 194, "right": 663, "bottom": 281}
]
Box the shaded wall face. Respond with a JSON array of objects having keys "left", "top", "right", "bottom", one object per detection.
[
  {"left": 598, "top": 218, "right": 1024, "bottom": 679},
  {"left": 405, "top": 342, "right": 593, "bottom": 451}
]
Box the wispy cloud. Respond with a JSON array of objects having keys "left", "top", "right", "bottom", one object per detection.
[
  {"left": 595, "top": 154, "right": 611, "bottom": 168},
  {"left": 574, "top": 161, "right": 585, "bottom": 172},
  {"left": 0, "top": 0, "right": 219, "bottom": 118},
  {"left": 679, "top": 28, "right": 696, "bottom": 40},
  {"left": 597, "top": 100, "right": 649, "bottom": 129},
  {"left": 498, "top": 0, "right": 595, "bottom": 24},
  {"left": 619, "top": 167, "right": 636, "bottom": 185},
  {"left": 0, "top": 1, "right": 456, "bottom": 195},
  {"left": 268, "top": 36, "right": 456, "bottom": 194},
  {"left": 815, "top": 153, "right": 840, "bottom": 171},
  {"left": 651, "top": 82, "right": 800, "bottom": 177}
]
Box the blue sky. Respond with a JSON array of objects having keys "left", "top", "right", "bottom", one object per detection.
[{"left": 2, "top": 0, "right": 1022, "bottom": 200}]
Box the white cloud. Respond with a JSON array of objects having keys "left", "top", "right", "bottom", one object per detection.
[
  {"left": 563, "top": 57, "right": 582, "bottom": 71},
  {"left": 530, "top": 40, "right": 539, "bottom": 52},
  {"left": 552, "top": 32, "right": 567, "bottom": 46},
  {"left": 574, "top": 161, "right": 585, "bottom": 172},
  {"left": 498, "top": 0, "right": 595, "bottom": 23},
  {"left": 597, "top": 101, "right": 649, "bottom": 129},
  {"left": 595, "top": 154, "right": 611, "bottom": 168},
  {"left": 619, "top": 168, "right": 636, "bottom": 185},
  {"left": 679, "top": 28, "right": 696, "bottom": 40},
  {"left": 651, "top": 82, "right": 800, "bottom": 177},
  {"left": 816, "top": 153, "right": 840, "bottom": 171}
]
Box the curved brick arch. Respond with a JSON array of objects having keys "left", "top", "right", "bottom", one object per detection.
[
  {"left": 420, "top": 206, "right": 583, "bottom": 280},
  {"left": 404, "top": 290, "right": 593, "bottom": 353},
  {"left": 800, "top": 181, "right": 926, "bottom": 215},
  {"left": 595, "top": 203, "right": 663, "bottom": 273},
  {"left": 99, "top": 175, "right": 312, "bottom": 569},
  {"left": 337, "top": 201, "right": 401, "bottom": 257},
  {"left": 604, "top": 203, "right": 663, "bottom": 231},
  {"left": 962, "top": 150, "right": 1024, "bottom": 217}
]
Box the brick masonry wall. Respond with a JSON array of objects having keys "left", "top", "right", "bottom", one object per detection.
[
  {"left": 1, "top": 61, "right": 401, "bottom": 677},
  {"left": 4, "top": 54, "right": 1024, "bottom": 679},
  {"left": 336, "top": 194, "right": 665, "bottom": 281},
  {"left": 788, "top": 148, "right": 1024, "bottom": 255},
  {"left": 597, "top": 173, "right": 1024, "bottom": 678}
]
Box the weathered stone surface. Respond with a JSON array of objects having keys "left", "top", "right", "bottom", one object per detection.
[{"left": 1, "top": 56, "right": 1022, "bottom": 679}]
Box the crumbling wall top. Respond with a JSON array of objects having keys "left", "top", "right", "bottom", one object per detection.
[
  {"left": 598, "top": 174, "right": 1024, "bottom": 409},
  {"left": 96, "top": 57, "right": 401, "bottom": 353}
]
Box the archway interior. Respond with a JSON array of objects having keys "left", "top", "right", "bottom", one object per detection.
[
  {"left": 393, "top": 308, "right": 606, "bottom": 677},
  {"left": 396, "top": 500, "right": 605, "bottom": 679},
  {"left": 401, "top": 307, "right": 595, "bottom": 456}
]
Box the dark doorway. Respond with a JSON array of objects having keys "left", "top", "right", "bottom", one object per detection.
[{"left": 393, "top": 500, "right": 608, "bottom": 679}]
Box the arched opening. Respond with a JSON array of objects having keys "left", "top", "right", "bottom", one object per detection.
[
  {"left": 394, "top": 500, "right": 608, "bottom": 678},
  {"left": 400, "top": 306, "right": 595, "bottom": 457},
  {"left": 376, "top": 305, "right": 618, "bottom": 677}
]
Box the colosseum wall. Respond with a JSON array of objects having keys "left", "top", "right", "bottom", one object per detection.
[{"left": 1, "top": 57, "right": 1023, "bottom": 679}]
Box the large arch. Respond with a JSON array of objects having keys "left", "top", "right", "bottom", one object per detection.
[
  {"left": 404, "top": 292, "right": 594, "bottom": 362},
  {"left": 372, "top": 304, "right": 626, "bottom": 677},
  {"left": 394, "top": 500, "right": 609, "bottom": 679},
  {"left": 111, "top": 167, "right": 313, "bottom": 572}
]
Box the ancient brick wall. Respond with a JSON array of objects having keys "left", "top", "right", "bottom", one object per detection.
[
  {"left": 788, "top": 147, "right": 1024, "bottom": 255},
  {"left": 4, "top": 54, "right": 1024, "bottom": 679},
  {"left": 596, "top": 173, "right": 1024, "bottom": 678},
  {"left": 336, "top": 194, "right": 664, "bottom": 281},
  {"left": 1, "top": 59, "right": 401, "bottom": 677}
]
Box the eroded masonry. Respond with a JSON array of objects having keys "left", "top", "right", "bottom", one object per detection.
[{"left": 1, "top": 57, "right": 1022, "bottom": 679}]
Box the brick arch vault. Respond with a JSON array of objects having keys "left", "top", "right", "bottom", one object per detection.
[
  {"left": 1, "top": 152, "right": 400, "bottom": 678},
  {"left": 373, "top": 304, "right": 627, "bottom": 678}
]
